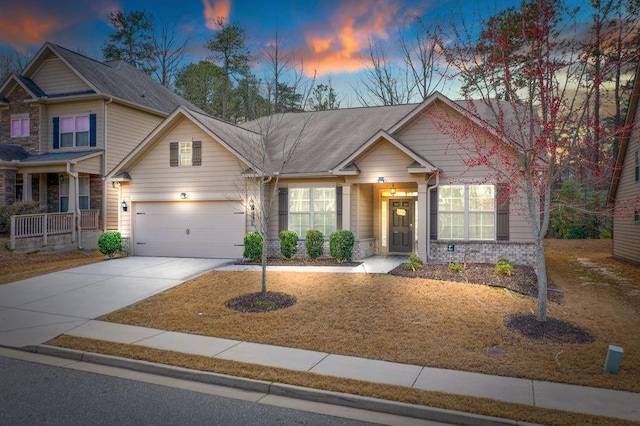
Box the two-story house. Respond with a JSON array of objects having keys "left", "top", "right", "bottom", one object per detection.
[{"left": 0, "top": 42, "right": 197, "bottom": 249}]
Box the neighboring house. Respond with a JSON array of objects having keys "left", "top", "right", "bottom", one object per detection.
[
  {"left": 0, "top": 42, "right": 197, "bottom": 250},
  {"left": 109, "top": 92, "right": 537, "bottom": 266},
  {"left": 608, "top": 62, "right": 640, "bottom": 264}
]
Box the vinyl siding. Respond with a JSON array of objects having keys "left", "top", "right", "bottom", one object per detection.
[
  {"left": 613, "top": 111, "right": 640, "bottom": 263},
  {"left": 347, "top": 140, "right": 416, "bottom": 184},
  {"left": 396, "top": 101, "right": 534, "bottom": 242},
  {"left": 73, "top": 156, "right": 102, "bottom": 174},
  {"left": 106, "top": 184, "right": 119, "bottom": 230},
  {"left": 106, "top": 103, "right": 164, "bottom": 173},
  {"left": 45, "top": 100, "right": 104, "bottom": 152},
  {"left": 357, "top": 184, "right": 374, "bottom": 239},
  {"left": 32, "top": 58, "right": 91, "bottom": 95}
]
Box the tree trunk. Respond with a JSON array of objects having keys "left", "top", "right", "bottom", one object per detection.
[{"left": 535, "top": 237, "right": 548, "bottom": 321}]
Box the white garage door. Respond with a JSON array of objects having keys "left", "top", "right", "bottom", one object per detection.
[{"left": 134, "top": 201, "right": 245, "bottom": 258}]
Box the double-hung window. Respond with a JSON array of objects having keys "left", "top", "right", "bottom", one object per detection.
[
  {"left": 179, "top": 142, "right": 192, "bottom": 166},
  {"left": 438, "top": 184, "right": 495, "bottom": 240},
  {"left": 170, "top": 141, "right": 201, "bottom": 167},
  {"left": 288, "top": 187, "right": 336, "bottom": 237},
  {"left": 59, "top": 176, "right": 90, "bottom": 212},
  {"left": 11, "top": 116, "right": 29, "bottom": 137},
  {"left": 60, "top": 115, "right": 90, "bottom": 147}
]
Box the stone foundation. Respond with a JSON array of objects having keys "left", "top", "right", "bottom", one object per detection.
[{"left": 428, "top": 240, "right": 536, "bottom": 267}]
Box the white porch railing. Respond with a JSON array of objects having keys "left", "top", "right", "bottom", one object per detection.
[{"left": 9, "top": 211, "right": 99, "bottom": 250}]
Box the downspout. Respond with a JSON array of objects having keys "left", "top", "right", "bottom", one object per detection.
[
  {"left": 66, "top": 162, "right": 83, "bottom": 250},
  {"left": 103, "top": 97, "right": 113, "bottom": 232},
  {"left": 426, "top": 170, "right": 440, "bottom": 262}
]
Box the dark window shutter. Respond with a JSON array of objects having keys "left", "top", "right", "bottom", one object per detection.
[
  {"left": 496, "top": 183, "right": 510, "bottom": 241},
  {"left": 53, "top": 117, "right": 59, "bottom": 149},
  {"left": 336, "top": 186, "right": 343, "bottom": 230},
  {"left": 192, "top": 141, "right": 202, "bottom": 166},
  {"left": 89, "top": 114, "right": 96, "bottom": 147},
  {"left": 430, "top": 187, "right": 438, "bottom": 240},
  {"left": 169, "top": 142, "right": 178, "bottom": 167},
  {"left": 279, "top": 188, "right": 288, "bottom": 232}
]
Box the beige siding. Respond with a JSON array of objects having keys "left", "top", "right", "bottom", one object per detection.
[
  {"left": 356, "top": 184, "right": 374, "bottom": 239},
  {"left": 106, "top": 103, "right": 163, "bottom": 173},
  {"left": 119, "top": 183, "right": 131, "bottom": 236},
  {"left": 32, "top": 58, "right": 91, "bottom": 95},
  {"left": 397, "top": 102, "right": 534, "bottom": 242},
  {"left": 613, "top": 112, "right": 640, "bottom": 263},
  {"left": 106, "top": 184, "right": 119, "bottom": 230},
  {"left": 348, "top": 141, "right": 416, "bottom": 184},
  {"left": 73, "top": 155, "right": 102, "bottom": 174},
  {"left": 45, "top": 100, "right": 104, "bottom": 153}
]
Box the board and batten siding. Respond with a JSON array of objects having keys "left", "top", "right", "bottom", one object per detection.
[
  {"left": 396, "top": 101, "right": 534, "bottom": 242},
  {"left": 613, "top": 111, "right": 640, "bottom": 263},
  {"left": 32, "top": 58, "right": 91, "bottom": 95},
  {"left": 45, "top": 100, "right": 104, "bottom": 153},
  {"left": 105, "top": 103, "right": 164, "bottom": 172}
]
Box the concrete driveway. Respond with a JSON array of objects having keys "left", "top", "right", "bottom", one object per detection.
[{"left": 0, "top": 257, "right": 232, "bottom": 348}]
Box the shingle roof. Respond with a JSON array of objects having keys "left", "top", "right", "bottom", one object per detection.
[
  {"left": 0, "top": 144, "right": 30, "bottom": 162},
  {"left": 240, "top": 104, "right": 418, "bottom": 174},
  {"left": 16, "top": 76, "right": 46, "bottom": 97},
  {"left": 45, "top": 43, "right": 202, "bottom": 114},
  {"left": 18, "top": 150, "right": 101, "bottom": 164}
]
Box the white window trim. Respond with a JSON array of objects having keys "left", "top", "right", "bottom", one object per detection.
[
  {"left": 438, "top": 184, "right": 496, "bottom": 241},
  {"left": 179, "top": 141, "right": 192, "bottom": 167},
  {"left": 59, "top": 115, "right": 90, "bottom": 148},
  {"left": 288, "top": 185, "right": 337, "bottom": 238},
  {"left": 10, "top": 115, "right": 30, "bottom": 138},
  {"left": 79, "top": 176, "right": 90, "bottom": 210}
]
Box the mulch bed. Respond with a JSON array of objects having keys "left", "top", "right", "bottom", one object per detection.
[
  {"left": 504, "top": 313, "right": 595, "bottom": 344},
  {"left": 225, "top": 291, "right": 297, "bottom": 313},
  {"left": 236, "top": 257, "right": 362, "bottom": 267}
]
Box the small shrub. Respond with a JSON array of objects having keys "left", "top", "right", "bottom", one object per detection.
[
  {"left": 329, "top": 230, "right": 355, "bottom": 263},
  {"left": 448, "top": 262, "right": 464, "bottom": 273},
  {"left": 98, "top": 231, "right": 122, "bottom": 258},
  {"left": 404, "top": 253, "right": 423, "bottom": 271},
  {"left": 305, "top": 229, "right": 324, "bottom": 259},
  {"left": 243, "top": 232, "right": 263, "bottom": 261},
  {"left": 495, "top": 258, "right": 514, "bottom": 277},
  {"left": 0, "top": 201, "right": 46, "bottom": 234},
  {"left": 279, "top": 230, "right": 299, "bottom": 259}
]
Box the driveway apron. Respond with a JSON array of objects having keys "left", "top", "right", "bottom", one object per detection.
[{"left": 0, "top": 257, "right": 231, "bottom": 348}]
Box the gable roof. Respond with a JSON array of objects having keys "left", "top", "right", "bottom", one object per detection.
[
  {"left": 609, "top": 61, "right": 640, "bottom": 203},
  {"left": 1, "top": 42, "right": 200, "bottom": 115},
  {"left": 0, "top": 144, "right": 31, "bottom": 162}
]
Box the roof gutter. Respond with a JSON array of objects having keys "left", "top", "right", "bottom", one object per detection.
[{"left": 426, "top": 170, "right": 440, "bottom": 263}]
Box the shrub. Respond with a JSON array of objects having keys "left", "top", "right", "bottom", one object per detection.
[
  {"left": 404, "top": 253, "right": 423, "bottom": 271},
  {"left": 448, "top": 262, "right": 464, "bottom": 273},
  {"left": 329, "top": 230, "right": 355, "bottom": 263},
  {"left": 98, "top": 231, "right": 122, "bottom": 258},
  {"left": 495, "top": 258, "right": 514, "bottom": 277},
  {"left": 243, "top": 232, "right": 263, "bottom": 261},
  {"left": 279, "top": 230, "right": 298, "bottom": 259},
  {"left": 305, "top": 229, "right": 324, "bottom": 259},
  {"left": 0, "top": 201, "right": 46, "bottom": 234}
]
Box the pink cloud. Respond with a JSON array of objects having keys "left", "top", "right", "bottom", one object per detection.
[
  {"left": 0, "top": 10, "right": 61, "bottom": 46},
  {"left": 203, "top": 0, "right": 231, "bottom": 30}
]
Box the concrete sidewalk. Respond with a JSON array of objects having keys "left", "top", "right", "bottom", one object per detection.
[{"left": 57, "top": 320, "right": 639, "bottom": 423}]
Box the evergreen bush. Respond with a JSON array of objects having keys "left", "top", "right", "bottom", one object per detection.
[
  {"left": 305, "top": 229, "right": 324, "bottom": 259},
  {"left": 329, "top": 230, "right": 355, "bottom": 263},
  {"left": 243, "top": 232, "right": 263, "bottom": 261},
  {"left": 279, "top": 230, "right": 298, "bottom": 259}
]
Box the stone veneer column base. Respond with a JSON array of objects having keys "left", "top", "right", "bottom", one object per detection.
[{"left": 428, "top": 240, "right": 537, "bottom": 267}]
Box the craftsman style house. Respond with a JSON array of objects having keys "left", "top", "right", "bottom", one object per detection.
[
  {"left": 0, "top": 42, "right": 196, "bottom": 250},
  {"left": 609, "top": 61, "right": 640, "bottom": 264},
  {"left": 109, "top": 93, "right": 538, "bottom": 266}
]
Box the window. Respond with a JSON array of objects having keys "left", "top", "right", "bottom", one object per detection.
[
  {"left": 60, "top": 177, "right": 69, "bottom": 212},
  {"left": 79, "top": 176, "right": 90, "bottom": 210},
  {"left": 170, "top": 141, "right": 201, "bottom": 167},
  {"left": 60, "top": 115, "right": 89, "bottom": 147},
  {"left": 635, "top": 210, "right": 640, "bottom": 223},
  {"left": 11, "top": 117, "right": 29, "bottom": 137},
  {"left": 289, "top": 187, "right": 336, "bottom": 237},
  {"left": 438, "top": 184, "right": 495, "bottom": 240},
  {"left": 179, "top": 142, "right": 192, "bottom": 166}
]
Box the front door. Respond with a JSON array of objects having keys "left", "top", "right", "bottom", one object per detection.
[{"left": 389, "top": 199, "right": 413, "bottom": 253}]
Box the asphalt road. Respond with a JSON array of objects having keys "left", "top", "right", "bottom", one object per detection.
[{"left": 0, "top": 355, "right": 379, "bottom": 426}]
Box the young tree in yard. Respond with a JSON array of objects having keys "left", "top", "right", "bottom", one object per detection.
[
  {"left": 103, "top": 9, "right": 156, "bottom": 75},
  {"left": 440, "top": 0, "right": 595, "bottom": 322}
]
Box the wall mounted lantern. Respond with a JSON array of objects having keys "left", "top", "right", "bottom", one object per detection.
[
  {"left": 121, "top": 200, "right": 127, "bottom": 212},
  {"left": 180, "top": 192, "right": 188, "bottom": 199},
  {"left": 249, "top": 198, "right": 255, "bottom": 225}
]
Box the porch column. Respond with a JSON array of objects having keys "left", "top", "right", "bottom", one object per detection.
[
  {"left": 417, "top": 183, "right": 428, "bottom": 262},
  {"left": 67, "top": 174, "right": 78, "bottom": 212},
  {"left": 23, "top": 173, "right": 32, "bottom": 201},
  {"left": 341, "top": 184, "right": 351, "bottom": 231},
  {"left": 39, "top": 174, "right": 47, "bottom": 205}
]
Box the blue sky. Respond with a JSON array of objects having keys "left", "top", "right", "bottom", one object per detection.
[{"left": 0, "top": 0, "right": 590, "bottom": 104}]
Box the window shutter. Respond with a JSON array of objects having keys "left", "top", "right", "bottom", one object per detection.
[
  {"left": 279, "top": 188, "right": 288, "bottom": 232},
  {"left": 336, "top": 186, "right": 343, "bottom": 230},
  {"left": 192, "top": 141, "right": 202, "bottom": 166},
  {"left": 429, "top": 187, "right": 438, "bottom": 240},
  {"left": 53, "top": 117, "right": 59, "bottom": 149},
  {"left": 496, "top": 183, "right": 510, "bottom": 241},
  {"left": 89, "top": 114, "right": 96, "bottom": 147},
  {"left": 169, "top": 142, "right": 178, "bottom": 167}
]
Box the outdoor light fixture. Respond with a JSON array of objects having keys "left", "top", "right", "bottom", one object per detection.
[
  {"left": 377, "top": 176, "right": 386, "bottom": 183},
  {"left": 249, "top": 198, "right": 255, "bottom": 225},
  {"left": 121, "top": 200, "right": 127, "bottom": 212},
  {"left": 390, "top": 184, "right": 396, "bottom": 196},
  {"left": 180, "top": 192, "right": 188, "bottom": 199},
  {"left": 112, "top": 181, "right": 121, "bottom": 189}
]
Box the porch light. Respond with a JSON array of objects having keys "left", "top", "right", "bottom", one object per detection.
[
  {"left": 390, "top": 184, "right": 396, "bottom": 196},
  {"left": 121, "top": 200, "right": 127, "bottom": 212},
  {"left": 180, "top": 192, "right": 188, "bottom": 199},
  {"left": 249, "top": 198, "right": 255, "bottom": 225},
  {"left": 377, "top": 176, "right": 386, "bottom": 183}
]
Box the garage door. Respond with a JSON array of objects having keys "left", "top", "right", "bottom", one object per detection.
[{"left": 133, "top": 201, "right": 245, "bottom": 258}]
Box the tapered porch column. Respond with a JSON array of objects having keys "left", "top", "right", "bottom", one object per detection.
[
  {"left": 23, "top": 173, "right": 32, "bottom": 201},
  {"left": 341, "top": 184, "right": 351, "bottom": 231},
  {"left": 417, "top": 182, "right": 428, "bottom": 262}
]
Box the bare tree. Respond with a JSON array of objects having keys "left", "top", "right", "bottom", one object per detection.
[
  {"left": 0, "top": 48, "right": 30, "bottom": 82},
  {"left": 152, "top": 18, "right": 191, "bottom": 88}
]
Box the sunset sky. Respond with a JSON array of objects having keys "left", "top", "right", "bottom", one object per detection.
[{"left": 0, "top": 0, "right": 589, "bottom": 104}]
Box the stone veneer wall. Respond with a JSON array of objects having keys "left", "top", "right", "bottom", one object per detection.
[
  {"left": 0, "top": 169, "right": 17, "bottom": 206},
  {"left": 428, "top": 240, "right": 537, "bottom": 267},
  {"left": 1, "top": 85, "right": 40, "bottom": 154},
  {"left": 266, "top": 238, "right": 376, "bottom": 260}
]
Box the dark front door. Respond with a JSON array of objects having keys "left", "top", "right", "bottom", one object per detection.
[{"left": 389, "top": 199, "right": 413, "bottom": 253}]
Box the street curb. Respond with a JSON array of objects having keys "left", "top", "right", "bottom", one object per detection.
[{"left": 32, "top": 345, "right": 538, "bottom": 426}]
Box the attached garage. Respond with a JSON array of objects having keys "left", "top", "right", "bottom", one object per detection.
[{"left": 133, "top": 201, "right": 245, "bottom": 258}]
